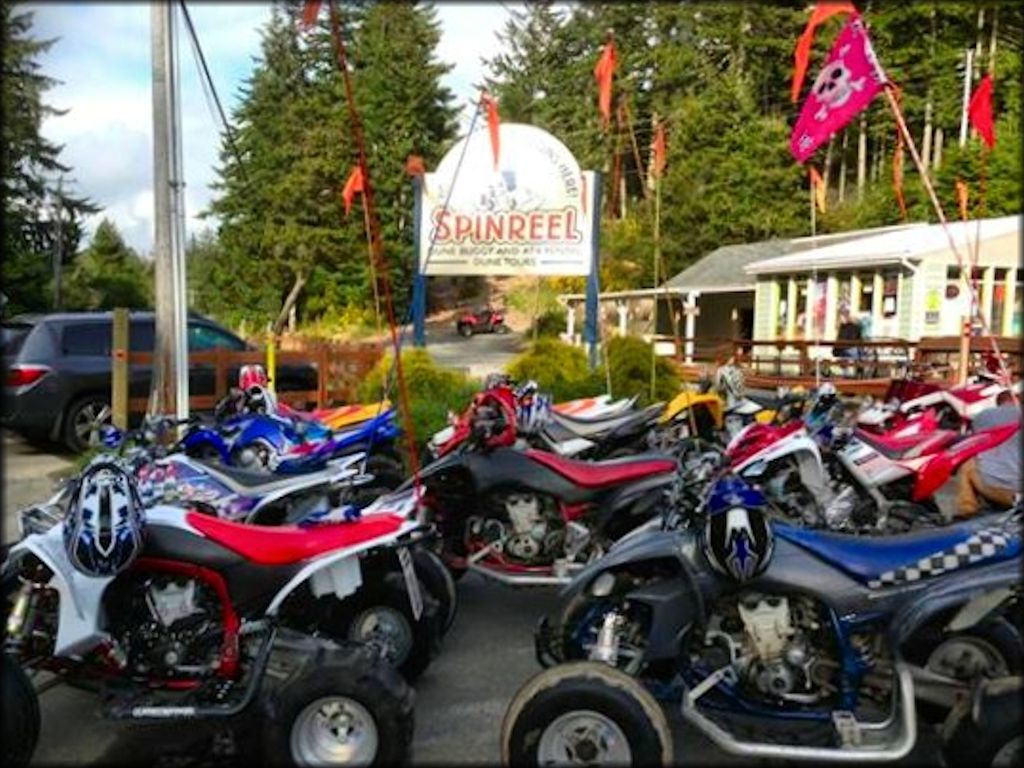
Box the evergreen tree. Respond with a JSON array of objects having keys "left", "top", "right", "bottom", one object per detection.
[
  {"left": 63, "top": 219, "right": 151, "bottom": 310},
  {"left": 1, "top": 4, "right": 97, "bottom": 315}
]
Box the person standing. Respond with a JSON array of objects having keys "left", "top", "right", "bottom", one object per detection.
[{"left": 957, "top": 390, "right": 1022, "bottom": 516}]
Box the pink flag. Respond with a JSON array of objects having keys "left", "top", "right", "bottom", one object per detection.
[{"left": 790, "top": 13, "right": 885, "bottom": 164}]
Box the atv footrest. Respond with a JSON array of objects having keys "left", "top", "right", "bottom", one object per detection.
[{"left": 680, "top": 663, "right": 918, "bottom": 762}]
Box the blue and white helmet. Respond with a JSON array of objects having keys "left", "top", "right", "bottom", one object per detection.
[
  {"left": 517, "top": 391, "right": 553, "bottom": 436},
  {"left": 63, "top": 461, "right": 145, "bottom": 577},
  {"left": 701, "top": 476, "right": 774, "bottom": 582}
]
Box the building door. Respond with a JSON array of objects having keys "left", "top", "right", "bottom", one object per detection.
[{"left": 739, "top": 308, "right": 754, "bottom": 339}]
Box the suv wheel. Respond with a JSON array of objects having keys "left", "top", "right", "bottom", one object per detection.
[{"left": 63, "top": 395, "right": 112, "bottom": 453}]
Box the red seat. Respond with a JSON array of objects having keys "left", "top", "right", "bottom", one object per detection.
[
  {"left": 525, "top": 450, "right": 675, "bottom": 489},
  {"left": 186, "top": 511, "right": 406, "bottom": 566},
  {"left": 854, "top": 428, "right": 957, "bottom": 461}
]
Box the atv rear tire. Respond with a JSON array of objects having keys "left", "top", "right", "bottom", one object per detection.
[
  {"left": 332, "top": 577, "right": 440, "bottom": 682},
  {"left": 458, "top": 324, "right": 474, "bottom": 338},
  {"left": 2, "top": 655, "right": 40, "bottom": 768},
  {"left": 941, "top": 677, "right": 1022, "bottom": 767},
  {"left": 501, "top": 661, "right": 672, "bottom": 767},
  {"left": 261, "top": 643, "right": 413, "bottom": 767}
]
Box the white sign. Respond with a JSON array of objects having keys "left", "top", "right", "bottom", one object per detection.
[{"left": 418, "top": 123, "right": 595, "bottom": 276}]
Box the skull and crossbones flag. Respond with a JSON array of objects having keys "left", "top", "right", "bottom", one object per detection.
[{"left": 790, "top": 13, "right": 886, "bottom": 164}]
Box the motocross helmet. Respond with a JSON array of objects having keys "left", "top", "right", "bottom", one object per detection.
[
  {"left": 701, "top": 476, "right": 774, "bottom": 582},
  {"left": 63, "top": 461, "right": 145, "bottom": 577},
  {"left": 239, "top": 364, "right": 269, "bottom": 391},
  {"left": 516, "top": 391, "right": 552, "bottom": 436}
]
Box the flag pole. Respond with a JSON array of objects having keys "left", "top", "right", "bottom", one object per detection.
[{"left": 880, "top": 83, "right": 1016, "bottom": 404}]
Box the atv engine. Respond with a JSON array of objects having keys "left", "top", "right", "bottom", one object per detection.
[
  {"left": 702, "top": 592, "right": 839, "bottom": 704},
  {"left": 106, "top": 573, "right": 227, "bottom": 680},
  {"left": 467, "top": 492, "right": 571, "bottom": 565}
]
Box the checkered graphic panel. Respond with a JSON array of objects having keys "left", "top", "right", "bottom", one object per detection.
[{"left": 868, "top": 528, "right": 1012, "bottom": 589}]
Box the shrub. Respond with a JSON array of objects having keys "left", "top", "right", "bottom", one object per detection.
[
  {"left": 527, "top": 309, "right": 566, "bottom": 339},
  {"left": 603, "top": 335, "right": 680, "bottom": 406},
  {"left": 506, "top": 339, "right": 603, "bottom": 401},
  {"left": 358, "top": 348, "right": 478, "bottom": 452}
]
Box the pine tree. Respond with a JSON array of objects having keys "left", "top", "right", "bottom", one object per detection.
[
  {"left": 63, "top": 219, "right": 151, "bottom": 310},
  {"left": 1, "top": 5, "right": 97, "bottom": 315}
]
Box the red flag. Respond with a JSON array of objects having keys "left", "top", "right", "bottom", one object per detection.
[
  {"left": 809, "top": 165, "right": 826, "bottom": 213},
  {"left": 342, "top": 165, "right": 364, "bottom": 215},
  {"left": 593, "top": 38, "right": 617, "bottom": 129},
  {"left": 968, "top": 73, "right": 996, "bottom": 148},
  {"left": 790, "top": 13, "right": 885, "bottom": 163},
  {"left": 651, "top": 120, "right": 667, "bottom": 179},
  {"left": 299, "top": 0, "right": 322, "bottom": 31},
  {"left": 480, "top": 92, "right": 501, "bottom": 169},
  {"left": 791, "top": 1, "right": 858, "bottom": 103}
]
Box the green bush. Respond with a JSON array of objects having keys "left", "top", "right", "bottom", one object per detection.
[
  {"left": 527, "top": 309, "right": 566, "bottom": 339},
  {"left": 604, "top": 336, "right": 680, "bottom": 406},
  {"left": 506, "top": 339, "right": 603, "bottom": 401},
  {"left": 358, "top": 348, "right": 478, "bottom": 452}
]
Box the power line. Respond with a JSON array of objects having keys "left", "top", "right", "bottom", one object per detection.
[{"left": 178, "top": 1, "right": 249, "bottom": 185}]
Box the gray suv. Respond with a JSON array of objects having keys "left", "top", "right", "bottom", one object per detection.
[{"left": 3, "top": 312, "right": 317, "bottom": 452}]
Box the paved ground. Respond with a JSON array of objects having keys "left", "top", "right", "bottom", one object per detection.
[
  {"left": 3, "top": 430, "right": 943, "bottom": 766},
  {"left": 420, "top": 325, "right": 525, "bottom": 379}
]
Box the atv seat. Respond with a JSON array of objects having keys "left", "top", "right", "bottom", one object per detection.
[
  {"left": 194, "top": 458, "right": 338, "bottom": 493},
  {"left": 854, "top": 428, "right": 958, "bottom": 461},
  {"left": 186, "top": 510, "right": 406, "bottom": 565},
  {"left": 525, "top": 450, "right": 676, "bottom": 488},
  {"left": 775, "top": 519, "right": 1019, "bottom": 587}
]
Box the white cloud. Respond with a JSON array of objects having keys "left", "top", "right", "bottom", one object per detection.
[{"left": 31, "top": 2, "right": 513, "bottom": 253}]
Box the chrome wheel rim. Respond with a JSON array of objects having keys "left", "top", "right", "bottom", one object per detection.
[
  {"left": 74, "top": 402, "right": 111, "bottom": 447},
  {"left": 536, "top": 710, "right": 632, "bottom": 765},
  {"left": 993, "top": 735, "right": 1022, "bottom": 768},
  {"left": 348, "top": 606, "right": 413, "bottom": 667},
  {"left": 926, "top": 637, "right": 1009, "bottom": 681},
  {"left": 290, "top": 696, "right": 378, "bottom": 766}
]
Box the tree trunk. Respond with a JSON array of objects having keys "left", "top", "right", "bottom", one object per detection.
[
  {"left": 273, "top": 270, "right": 307, "bottom": 336},
  {"left": 857, "top": 114, "right": 867, "bottom": 200},
  {"left": 838, "top": 129, "right": 848, "bottom": 204},
  {"left": 823, "top": 134, "right": 834, "bottom": 200},
  {"left": 988, "top": 6, "right": 999, "bottom": 76}
]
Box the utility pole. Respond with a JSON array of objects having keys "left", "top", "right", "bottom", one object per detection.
[
  {"left": 150, "top": 2, "right": 189, "bottom": 421},
  {"left": 959, "top": 48, "right": 974, "bottom": 148}
]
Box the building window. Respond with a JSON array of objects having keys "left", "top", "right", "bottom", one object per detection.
[
  {"left": 882, "top": 271, "right": 898, "bottom": 318},
  {"left": 775, "top": 279, "right": 788, "bottom": 339},
  {"left": 811, "top": 276, "right": 827, "bottom": 338},
  {"left": 946, "top": 266, "right": 961, "bottom": 299},
  {"left": 795, "top": 281, "right": 808, "bottom": 339},
  {"left": 992, "top": 268, "right": 1008, "bottom": 334},
  {"left": 1013, "top": 276, "right": 1023, "bottom": 336},
  {"left": 857, "top": 272, "right": 874, "bottom": 311}
]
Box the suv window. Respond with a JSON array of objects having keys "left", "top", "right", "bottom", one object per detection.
[
  {"left": 62, "top": 323, "right": 112, "bottom": 356},
  {"left": 2, "top": 322, "right": 34, "bottom": 355},
  {"left": 187, "top": 323, "right": 246, "bottom": 351},
  {"left": 130, "top": 320, "right": 155, "bottom": 352}
]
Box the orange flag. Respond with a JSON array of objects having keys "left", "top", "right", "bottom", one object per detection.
[
  {"left": 480, "top": 92, "right": 501, "bottom": 169},
  {"left": 809, "top": 165, "right": 827, "bottom": 213},
  {"left": 299, "top": 0, "right": 322, "bottom": 31},
  {"left": 342, "top": 165, "right": 364, "bottom": 215},
  {"left": 405, "top": 154, "right": 426, "bottom": 177},
  {"left": 651, "top": 120, "right": 667, "bottom": 179},
  {"left": 593, "top": 37, "right": 617, "bottom": 129},
  {"left": 955, "top": 178, "right": 969, "bottom": 220},
  {"left": 892, "top": 141, "right": 907, "bottom": 220},
  {"left": 791, "top": 1, "right": 858, "bottom": 103}
]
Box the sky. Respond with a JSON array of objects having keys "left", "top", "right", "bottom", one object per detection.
[{"left": 26, "top": 2, "right": 523, "bottom": 254}]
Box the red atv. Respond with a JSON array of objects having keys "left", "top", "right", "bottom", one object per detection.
[{"left": 456, "top": 306, "right": 510, "bottom": 338}]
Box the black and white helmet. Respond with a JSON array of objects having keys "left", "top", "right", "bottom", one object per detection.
[{"left": 63, "top": 461, "right": 145, "bottom": 577}]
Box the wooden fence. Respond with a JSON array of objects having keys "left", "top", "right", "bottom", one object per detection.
[{"left": 118, "top": 341, "right": 382, "bottom": 421}]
